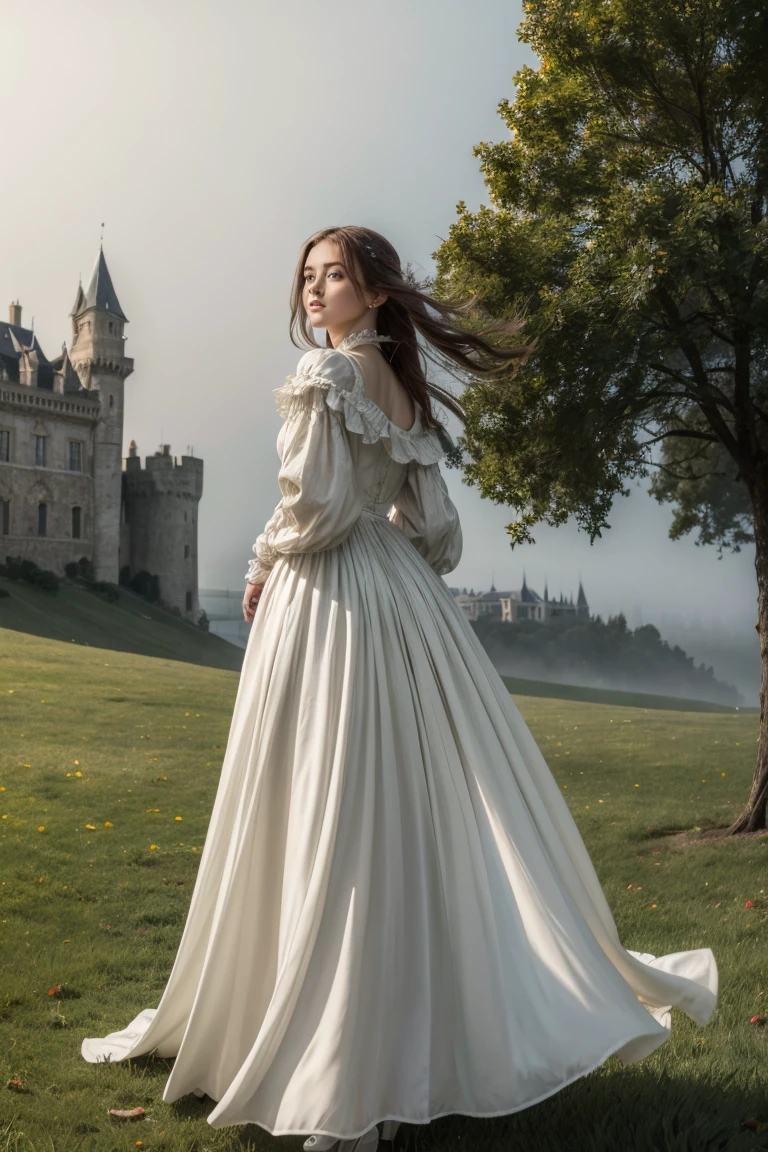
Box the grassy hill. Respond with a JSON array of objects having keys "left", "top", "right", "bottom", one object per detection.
[
  {"left": 499, "top": 674, "right": 749, "bottom": 713},
  {"left": 1, "top": 579, "right": 753, "bottom": 714},
  {"left": 0, "top": 576, "right": 243, "bottom": 671},
  {"left": 0, "top": 628, "right": 766, "bottom": 1150}
]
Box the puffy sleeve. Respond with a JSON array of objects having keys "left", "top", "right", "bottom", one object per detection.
[
  {"left": 245, "top": 352, "right": 364, "bottom": 585},
  {"left": 388, "top": 460, "right": 463, "bottom": 576}
]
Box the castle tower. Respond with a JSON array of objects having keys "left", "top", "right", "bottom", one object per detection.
[
  {"left": 122, "top": 444, "right": 204, "bottom": 618},
  {"left": 68, "top": 245, "right": 134, "bottom": 582}
]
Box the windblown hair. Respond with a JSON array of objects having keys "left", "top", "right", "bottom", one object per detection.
[{"left": 288, "top": 225, "right": 531, "bottom": 432}]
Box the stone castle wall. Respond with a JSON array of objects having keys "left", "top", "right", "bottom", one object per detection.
[
  {"left": 0, "top": 382, "right": 98, "bottom": 571},
  {"left": 122, "top": 447, "right": 204, "bottom": 616}
]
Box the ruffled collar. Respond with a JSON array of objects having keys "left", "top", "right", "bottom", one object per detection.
[
  {"left": 276, "top": 332, "right": 457, "bottom": 465},
  {"left": 335, "top": 328, "right": 395, "bottom": 354}
]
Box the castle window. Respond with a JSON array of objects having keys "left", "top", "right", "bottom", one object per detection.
[
  {"left": 185, "top": 591, "right": 192, "bottom": 612},
  {"left": 0, "top": 430, "right": 9, "bottom": 462},
  {"left": 1, "top": 499, "right": 9, "bottom": 535},
  {"left": 184, "top": 544, "right": 190, "bottom": 559},
  {"left": 72, "top": 506, "right": 82, "bottom": 539},
  {"left": 68, "top": 441, "right": 83, "bottom": 472},
  {"left": 37, "top": 503, "right": 47, "bottom": 537},
  {"left": 35, "top": 435, "right": 47, "bottom": 468},
  {"left": 108, "top": 322, "right": 113, "bottom": 333}
]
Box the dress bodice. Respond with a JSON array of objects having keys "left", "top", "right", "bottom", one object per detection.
[
  {"left": 245, "top": 329, "right": 463, "bottom": 584},
  {"left": 274, "top": 329, "right": 455, "bottom": 518}
]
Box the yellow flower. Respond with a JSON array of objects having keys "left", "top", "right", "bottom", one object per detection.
[
  {"left": 651, "top": 903, "right": 658, "bottom": 909},
  {"left": 0, "top": 787, "right": 4, "bottom": 792},
  {"left": 149, "top": 844, "right": 158, "bottom": 851},
  {"left": 85, "top": 825, "right": 96, "bottom": 831},
  {"left": 721, "top": 772, "right": 726, "bottom": 777},
  {"left": 74, "top": 771, "right": 82, "bottom": 778},
  {"left": 103, "top": 821, "right": 113, "bottom": 828},
  {"left": 37, "top": 826, "right": 45, "bottom": 832},
  {"left": 73, "top": 760, "right": 79, "bottom": 766},
  {"left": 175, "top": 816, "right": 183, "bottom": 822}
]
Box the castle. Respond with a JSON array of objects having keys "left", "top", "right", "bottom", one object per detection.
[
  {"left": 453, "top": 575, "right": 589, "bottom": 624},
  {"left": 0, "top": 246, "right": 203, "bottom": 618}
]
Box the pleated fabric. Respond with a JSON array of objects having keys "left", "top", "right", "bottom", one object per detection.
[{"left": 81, "top": 334, "right": 717, "bottom": 1141}]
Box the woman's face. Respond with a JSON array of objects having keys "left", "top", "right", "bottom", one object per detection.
[{"left": 302, "top": 238, "right": 381, "bottom": 341}]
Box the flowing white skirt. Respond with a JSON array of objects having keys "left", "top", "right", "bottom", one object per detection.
[{"left": 81, "top": 507, "right": 718, "bottom": 1139}]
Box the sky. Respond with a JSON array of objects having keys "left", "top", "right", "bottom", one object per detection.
[{"left": 1, "top": 0, "right": 759, "bottom": 693}]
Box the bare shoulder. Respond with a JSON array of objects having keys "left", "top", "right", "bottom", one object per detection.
[{"left": 347, "top": 343, "right": 416, "bottom": 430}]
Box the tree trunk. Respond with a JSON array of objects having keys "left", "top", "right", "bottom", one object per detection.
[{"left": 726, "top": 475, "right": 768, "bottom": 834}]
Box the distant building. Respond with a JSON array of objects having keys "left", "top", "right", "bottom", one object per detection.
[
  {"left": 453, "top": 576, "right": 589, "bottom": 624},
  {"left": 0, "top": 246, "right": 203, "bottom": 618}
]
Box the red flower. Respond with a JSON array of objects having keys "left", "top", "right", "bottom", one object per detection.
[
  {"left": 745, "top": 901, "right": 754, "bottom": 908},
  {"left": 750, "top": 1015, "right": 766, "bottom": 1026}
]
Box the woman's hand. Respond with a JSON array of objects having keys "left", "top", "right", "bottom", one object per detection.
[{"left": 243, "top": 581, "right": 265, "bottom": 624}]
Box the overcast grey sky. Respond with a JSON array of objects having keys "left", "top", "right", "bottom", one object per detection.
[{"left": 2, "top": 0, "right": 758, "bottom": 667}]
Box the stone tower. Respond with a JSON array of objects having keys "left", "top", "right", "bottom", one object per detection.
[
  {"left": 68, "top": 246, "right": 134, "bottom": 582},
  {"left": 122, "top": 443, "right": 204, "bottom": 618}
]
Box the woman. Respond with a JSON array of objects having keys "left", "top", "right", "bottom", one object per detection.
[{"left": 82, "top": 226, "right": 718, "bottom": 1151}]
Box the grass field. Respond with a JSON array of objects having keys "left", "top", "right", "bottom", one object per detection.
[
  {"left": 0, "top": 576, "right": 243, "bottom": 672},
  {"left": 1, "top": 627, "right": 767, "bottom": 1151}
]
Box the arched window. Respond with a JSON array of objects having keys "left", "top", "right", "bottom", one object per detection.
[
  {"left": 37, "top": 503, "right": 47, "bottom": 537},
  {"left": 1, "top": 499, "right": 9, "bottom": 536},
  {"left": 185, "top": 591, "right": 192, "bottom": 612},
  {"left": 72, "top": 506, "right": 82, "bottom": 539}
]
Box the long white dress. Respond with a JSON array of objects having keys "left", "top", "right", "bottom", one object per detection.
[{"left": 81, "top": 328, "right": 718, "bottom": 1140}]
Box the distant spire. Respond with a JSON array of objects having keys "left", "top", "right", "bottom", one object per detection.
[
  {"left": 73, "top": 246, "right": 127, "bottom": 321},
  {"left": 577, "top": 580, "right": 588, "bottom": 607},
  {"left": 544, "top": 578, "right": 549, "bottom": 602}
]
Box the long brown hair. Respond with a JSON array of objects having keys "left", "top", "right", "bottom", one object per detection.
[{"left": 288, "top": 225, "right": 531, "bottom": 432}]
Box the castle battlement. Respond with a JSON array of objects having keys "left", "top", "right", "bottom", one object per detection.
[{"left": 123, "top": 443, "right": 203, "bottom": 500}]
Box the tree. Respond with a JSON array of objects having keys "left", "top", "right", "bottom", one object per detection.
[{"left": 432, "top": 0, "right": 768, "bottom": 832}]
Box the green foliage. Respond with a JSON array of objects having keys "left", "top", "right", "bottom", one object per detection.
[
  {"left": 433, "top": 0, "right": 768, "bottom": 551},
  {"left": 473, "top": 612, "right": 743, "bottom": 706},
  {"left": 1, "top": 555, "right": 59, "bottom": 592},
  {"left": 129, "top": 569, "right": 161, "bottom": 603}
]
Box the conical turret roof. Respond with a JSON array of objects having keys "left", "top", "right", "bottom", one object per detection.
[{"left": 72, "top": 246, "right": 127, "bottom": 321}]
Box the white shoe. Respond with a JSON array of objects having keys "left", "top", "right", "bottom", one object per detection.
[{"left": 303, "top": 1124, "right": 381, "bottom": 1152}]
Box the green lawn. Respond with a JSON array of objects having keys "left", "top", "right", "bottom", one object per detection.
[{"left": 1, "top": 628, "right": 767, "bottom": 1152}]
